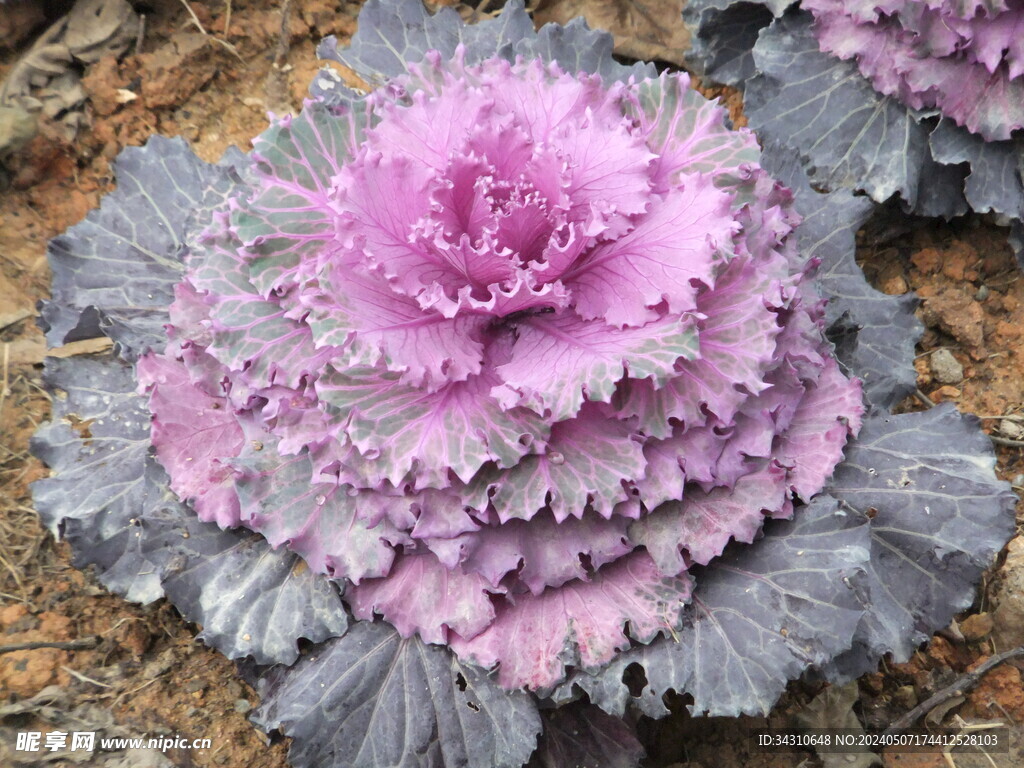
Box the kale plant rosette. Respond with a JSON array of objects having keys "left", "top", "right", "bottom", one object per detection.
[
  {"left": 30, "top": 1, "right": 1016, "bottom": 766},
  {"left": 684, "top": 0, "right": 1024, "bottom": 256}
]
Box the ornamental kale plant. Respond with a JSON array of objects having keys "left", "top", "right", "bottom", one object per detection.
[
  {"left": 31, "top": 1, "right": 1016, "bottom": 766},
  {"left": 138, "top": 49, "right": 870, "bottom": 691},
  {"left": 803, "top": 0, "right": 1024, "bottom": 142},
  {"left": 684, "top": 0, "right": 1024, "bottom": 245}
]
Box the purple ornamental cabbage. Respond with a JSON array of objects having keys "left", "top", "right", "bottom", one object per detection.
[
  {"left": 136, "top": 50, "right": 863, "bottom": 691},
  {"left": 30, "top": 1, "right": 1016, "bottom": 766},
  {"left": 684, "top": 0, "right": 1024, "bottom": 250},
  {"left": 803, "top": 0, "right": 1024, "bottom": 142}
]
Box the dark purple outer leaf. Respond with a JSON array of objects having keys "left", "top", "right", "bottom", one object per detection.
[
  {"left": 929, "top": 118, "right": 1024, "bottom": 219},
  {"left": 759, "top": 143, "right": 922, "bottom": 409},
  {"left": 30, "top": 355, "right": 163, "bottom": 603},
  {"left": 686, "top": 1, "right": 1024, "bottom": 222},
  {"left": 911, "top": 152, "right": 972, "bottom": 220},
  {"left": 317, "top": 0, "right": 534, "bottom": 85},
  {"left": 38, "top": 136, "right": 243, "bottom": 360},
  {"left": 60, "top": 461, "right": 176, "bottom": 608},
  {"left": 140, "top": 505, "right": 348, "bottom": 666},
  {"left": 317, "top": 0, "right": 652, "bottom": 89},
  {"left": 527, "top": 702, "right": 644, "bottom": 768},
  {"left": 252, "top": 621, "right": 541, "bottom": 768},
  {"left": 682, "top": 1, "right": 774, "bottom": 86},
  {"left": 30, "top": 352, "right": 348, "bottom": 666},
  {"left": 746, "top": 12, "right": 929, "bottom": 207},
  {"left": 511, "top": 17, "right": 654, "bottom": 83},
  {"left": 822, "top": 406, "right": 1018, "bottom": 681},
  {"left": 686, "top": 0, "right": 794, "bottom": 19},
  {"left": 307, "top": 68, "right": 364, "bottom": 108},
  {"left": 558, "top": 496, "right": 870, "bottom": 718}
]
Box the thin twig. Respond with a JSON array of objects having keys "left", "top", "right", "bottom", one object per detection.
[
  {"left": 135, "top": 13, "right": 146, "bottom": 53},
  {"left": 0, "top": 638, "right": 99, "bottom": 655},
  {"left": 884, "top": 645, "right": 1024, "bottom": 734},
  {"left": 178, "top": 0, "right": 207, "bottom": 32},
  {"left": 177, "top": 0, "right": 243, "bottom": 61},
  {"left": 264, "top": 0, "right": 294, "bottom": 114},
  {"left": 0, "top": 589, "right": 33, "bottom": 607},
  {"left": 224, "top": 0, "right": 232, "bottom": 40},
  {"left": 113, "top": 674, "right": 163, "bottom": 705},
  {"left": 0, "top": 342, "right": 9, "bottom": 419},
  {"left": 273, "top": 0, "right": 294, "bottom": 69},
  {"left": 0, "top": 545, "right": 24, "bottom": 592},
  {"left": 989, "top": 435, "right": 1024, "bottom": 449},
  {"left": 915, "top": 387, "right": 937, "bottom": 408},
  {"left": 61, "top": 665, "right": 113, "bottom": 688}
]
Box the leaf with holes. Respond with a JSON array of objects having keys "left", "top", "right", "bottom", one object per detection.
[{"left": 252, "top": 621, "right": 542, "bottom": 768}]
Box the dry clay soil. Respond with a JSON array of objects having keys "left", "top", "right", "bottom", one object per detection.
[{"left": 1, "top": 2, "right": 1023, "bottom": 767}]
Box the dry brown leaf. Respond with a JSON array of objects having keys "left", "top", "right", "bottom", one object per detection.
[
  {"left": 7, "top": 336, "right": 113, "bottom": 365},
  {"left": 794, "top": 681, "right": 882, "bottom": 768}
]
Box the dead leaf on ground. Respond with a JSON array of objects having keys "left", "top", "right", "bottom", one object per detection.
[
  {"left": 6, "top": 336, "right": 113, "bottom": 366},
  {"left": 533, "top": 0, "right": 690, "bottom": 67},
  {"left": 794, "top": 681, "right": 881, "bottom": 768}
]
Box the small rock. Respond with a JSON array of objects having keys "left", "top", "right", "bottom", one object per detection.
[
  {"left": 975, "top": 284, "right": 990, "bottom": 301},
  {"left": 911, "top": 247, "right": 942, "bottom": 274},
  {"left": 959, "top": 613, "right": 994, "bottom": 643},
  {"left": 920, "top": 291, "right": 986, "bottom": 352},
  {"left": 1000, "top": 420, "right": 1024, "bottom": 440},
  {"left": 929, "top": 349, "right": 963, "bottom": 385},
  {"left": 992, "top": 537, "right": 1024, "bottom": 649},
  {"left": 234, "top": 698, "right": 252, "bottom": 714},
  {"left": 184, "top": 679, "right": 206, "bottom": 694},
  {"left": 893, "top": 685, "right": 918, "bottom": 710},
  {"left": 0, "top": 603, "right": 29, "bottom": 628},
  {"left": 879, "top": 274, "right": 908, "bottom": 295},
  {"left": 928, "top": 385, "right": 961, "bottom": 403}
]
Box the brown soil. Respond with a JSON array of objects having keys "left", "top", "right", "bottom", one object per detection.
[{"left": 0, "top": 2, "right": 1022, "bottom": 768}]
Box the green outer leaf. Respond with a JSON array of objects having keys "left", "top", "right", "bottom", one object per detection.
[
  {"left": 317, "top": 365, "right": 550, "bottom": 487},
  {"left": 234, "top": 447, "right": 411, "bottom": 584},
  {"left": 628, "top": 72, "right": 761, "bottom": 189},
  {"left": 237, "top": 102, "right": 370, "bottom": 295},
  {"left": 481, "top": 413, "right": 647, "bottom": 522}
]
